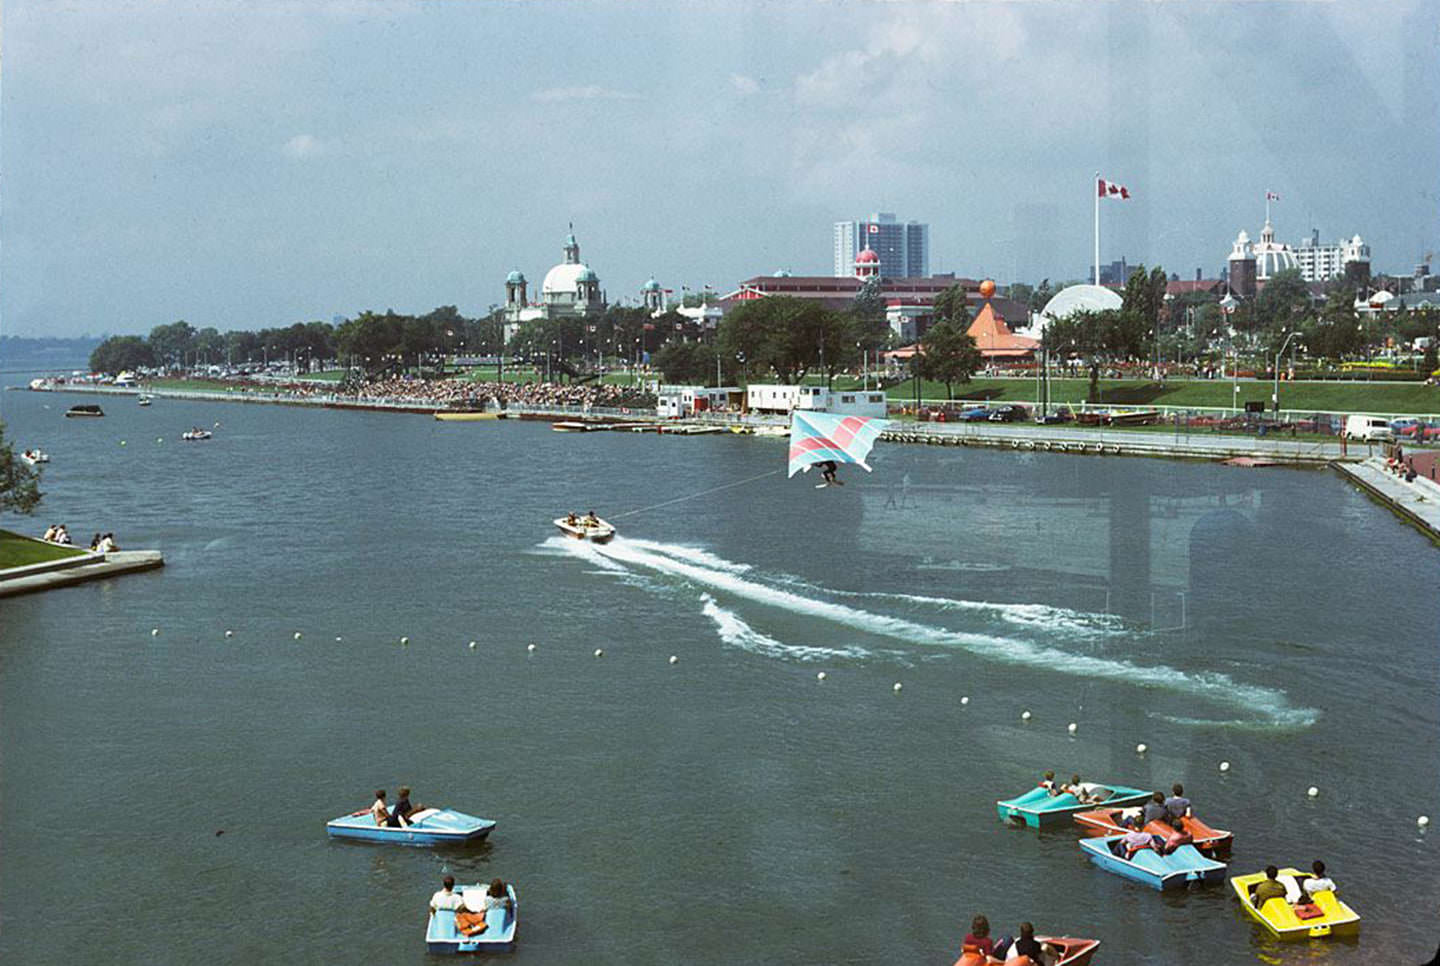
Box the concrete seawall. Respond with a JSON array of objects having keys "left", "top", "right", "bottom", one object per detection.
[
  {"left": 0, "top": 550, "right": 165, "bottom": 598},
  {"left": 1333, "top": 458, "right": 1440, "bottom": 543}
]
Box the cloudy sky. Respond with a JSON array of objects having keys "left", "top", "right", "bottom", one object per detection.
[{"left": 3, "top": 0, "right": 1437, "bottom": 337}]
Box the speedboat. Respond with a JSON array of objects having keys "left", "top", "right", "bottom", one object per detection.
[
  {"left": 1079, "top": 835, "right": 1227, "bottom": 890},
  {"left": 181, "top": 429, "right": 212, "bottom": 441},
  {"left": 426, "top": 883, "right": 517, "bottom": 954},
  {"left": 138, "top": 394, "right": 153, "bottom": 406},
  {"left": 1074, "top": 807, "right": 1233, "bottom": 858},
  {"left": 64, "top": 404, "right": 104, "bottom": 418},
  {"left": 554, "top": 515, "right": 615, "bottom": 543},
  {"left": 954, "top": 936, "right": 1099, "bottom": 966},
  {"left": 1230, "top": 868, "right": 1361, "bottom": 940},
  {"left": 20, "top": 450, "right": 50, "bottom": 466},
  {"left": 325, "top": 807, "right": 496, "bottom": 846},
  {"left": 997, "top": 782, "right": 1151, "bottom": 828}
]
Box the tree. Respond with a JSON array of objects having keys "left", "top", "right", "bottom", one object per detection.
[
  {"left": 918, "top": 321, "right": 981, "bottom": 399},
  {"left": 1254, "top": 268, "right": 1311, "bottom": 334},
  {"left": 0, "top": 420, "right": 42, "bottom": 516},
  {"left": 718, "top": 296, "right": 837, "bottom": 384},
  {"left": 1302, "top": 288, "right": 1363, "bottom": 361},
  {"left": 1043, "top": 308, "right": 1122, "bottom": 401},
  {"left": 89, "top": 336, "right": 156, "bottom": 374},
  {"left": 654, "top": 342, "right": 728, "bottom": 385},
  {"left": 931, "top": 284, "right": 972, "bottom": 330},
  {"left": 148, "top": 320, "right": 197, "bottom": 368}
]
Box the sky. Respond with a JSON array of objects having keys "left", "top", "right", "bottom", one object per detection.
[{"left": 3, "top": 0, "right": 1438, "bottom": 338}]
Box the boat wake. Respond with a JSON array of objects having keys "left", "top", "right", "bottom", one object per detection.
[{"left": 542, "top": 535, "right": 1317, "bottom": 729}]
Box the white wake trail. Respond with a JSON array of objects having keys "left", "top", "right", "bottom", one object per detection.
[
  {"left": 580, "top": 538, "right": 1318, "bottom": 729},
  {"left": 700, "top": 594, "right": 871, "bottom": 662}
]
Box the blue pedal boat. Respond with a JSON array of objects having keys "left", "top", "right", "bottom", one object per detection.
[
  {"left": 325, "top": 807, "right": 495, "bottom": 846},
  {"left": 426, "top": 884, "right": 518, "bottom": 954},
  {"left": 996, "top": 783, "right": 1150, "bottom": 828},
  {"left": 1079, "top": 835, "right": 1227, "bottom": 890}
]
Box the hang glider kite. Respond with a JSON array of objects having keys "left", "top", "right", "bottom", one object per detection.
[{"left": 787, "top": 410, "right": 889, "bottom": 485}]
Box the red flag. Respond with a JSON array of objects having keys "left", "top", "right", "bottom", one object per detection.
[
  {"left": 1120, "top": 187, "right": 1130, "bottom": 199},
  {"left": 1097, "top": 178, "right": 1107, "bottom": 197}
]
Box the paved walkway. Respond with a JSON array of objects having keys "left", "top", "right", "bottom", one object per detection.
[
  {"left": 0, "top": 550, "right": 165, "bottom": 598},
  {"left": 1334, "top": 458, "right": 1440, "bottom": 541}
]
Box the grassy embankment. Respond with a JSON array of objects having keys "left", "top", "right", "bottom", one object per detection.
[{"left": 0, "top": 529, "right": 87, "bottom": 570}]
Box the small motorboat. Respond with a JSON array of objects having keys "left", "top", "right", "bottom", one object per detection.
[
  {"left": 64, "top": 404, "right": 104, "bottom": 418},
  {"left": 997, "top": 782, "right": 1151, "bottom": 828},
  {"left": 1074, "top": 807, "right": 1233, "bottom": 858},
  {"left": 554, "top": 515, "right": 615, "bottom": 543},
  {"left": 1079, "top": 835, "right": 1227, "bottom": 890},
  {"left": 181, "top": 429, "right": 213, "bottom": 441},
  {"left": 954, "top": 936, "right": 1099, "bottom": 966},
  {"left": 425, "top": 882, "right": 517, "bottom": 954},
  {"left": 1230, "top": 868, "right": 1361, "bottom": 940},
  {"left": 138, "top": 394, "right": 153, "bottom": 406},
  {"left": 325, "top": 807, "right": 496, "bottom": 846},
  {"left": 20, "top": 449, "right": 50, "bottom": 466}
]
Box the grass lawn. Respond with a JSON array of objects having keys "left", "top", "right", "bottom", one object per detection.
[
  {"left": 0, "top": 529, "right": 88, "bottom": 569},
  {"left": 867, "top": 376, "right": 1440, "bottom": 415}
]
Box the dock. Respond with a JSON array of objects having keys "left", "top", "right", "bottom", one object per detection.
[
  {"left": 0, "top": 550, "right": 165, "bottom": 598},
  {"left": 1333, "top": 457, "right": 1440, "bottom": 542}
]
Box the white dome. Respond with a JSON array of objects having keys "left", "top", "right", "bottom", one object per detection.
[
  {"left": 542, "top": 262, "right": 596, "bottom": 295},
  {"left": 1253, "top": 243, "right": 1298, "bottom": 280},
  {"left": 1039, "top": 284, "right": 1123, "bottom": 323}
]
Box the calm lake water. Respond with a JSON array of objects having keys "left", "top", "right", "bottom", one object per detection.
[{"left": 1, "top": 384, "right": 1437, "bottom": 965}]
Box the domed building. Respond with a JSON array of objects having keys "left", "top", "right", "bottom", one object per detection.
[
  {"left": 854, "top": 247, "right": 881, "bottom": 279},
  {"left": 503, "top": 225, "right": 607, "bottom": 338}
]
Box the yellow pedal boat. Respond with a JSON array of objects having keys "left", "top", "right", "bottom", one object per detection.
[{"left": 1230, "top": 868, "right": 1360, "bottom": 940}]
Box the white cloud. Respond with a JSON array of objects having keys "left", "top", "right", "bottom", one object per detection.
[
  {"left": 730, "top": 74, "right": 760, "bottom": 95},
  {"left": 282, "top": 134, "right": 327, "bottom": 159},
  {"left": 531, "top": 85, "right": 641, "bottom": 103}
]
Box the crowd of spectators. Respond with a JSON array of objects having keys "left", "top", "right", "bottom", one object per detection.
[{"left": 351, "top": 374, "right": 655, "bottom": 410}]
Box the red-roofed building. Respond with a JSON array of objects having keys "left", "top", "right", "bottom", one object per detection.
[{"left": 966, "top": 302, "right": 1039, "bottom": 359}]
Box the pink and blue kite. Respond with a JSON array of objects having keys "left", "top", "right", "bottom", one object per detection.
[{"left": 787, "top": 410, "right": 890, "bottom": 478}]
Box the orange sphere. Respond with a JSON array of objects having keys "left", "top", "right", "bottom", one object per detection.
[{"left": 979, "top": 279, "right": 996, "bottom": 298}]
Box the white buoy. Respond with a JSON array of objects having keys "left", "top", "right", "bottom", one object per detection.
[
  {"left": 335, "top": 636, "right": 343, "bottom": 642},
  {"left": 120, "top": 440, "right": 127, "bottom": 446},
  {"left": 1219, "top": 761, "right": 1231, "bottom": 773},
  {"left": 156, "top": 437, "right": 163, "bottom": 443},
  {"left": 594, "top": 648, "right": 604, "bottom": 658},
  {"left": 1021, "top": 710, "right": 1032, "bottom": 721},
  {"left": 151, "top": 628, "right": 160, "bottom": 637},
  {"left": 293, "top": 632, "right": 302, "bottom": 640},
  {"left": 668, "top": 655, "right": 678, "bottom": 665},
  {"left": 1307, "top": 786, "right": 1319, "bottom": 798},
  {"left": 1136, "top": 743, "right": 1148, "bottom": 755},
  {"left": 893, "top": 682, "right": 903, "bottom": 692},
  {"left": 224, "top": 630, "right": 233, "bottom": 638},
  {"left": 816, "top": 671, "right": 827, "bottom": 681},
  {"left": 400, "top": 636, "right": 409, "bottom": 646},
  {"left": 1067, "top": 722, "right": 1078, "bottom": 735},
  {"left": 527, "top": 643, "right": 536, "bottom": 652},
  {"left": 1419, "top": 815, "right": 1430, "bottom": 828},
  {"left": 468, "top": 641, "right": 477, "bottom": 650},
  {"left": 960, "top": 696, "right": 969, "bottom": 706}
]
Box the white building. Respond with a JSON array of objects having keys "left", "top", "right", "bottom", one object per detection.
[
  {"left": 502, "top": 226, "right": 606, "bottom": 341},
  {"left": 833, "top": 213, "right": 928, "bottom": 278},
  {"left": 1292, "top": 229, "right": 1370, "bottom": 282},
  {"left": 746, "top": 384, "right": 887, "bottom": 418},
  {"left": 656, "top": 385, "right": 741, "bottom": 418}
]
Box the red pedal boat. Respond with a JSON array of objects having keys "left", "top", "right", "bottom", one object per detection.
[{"left": 954, "top": 936, "right": 1100, "bottom": 966}]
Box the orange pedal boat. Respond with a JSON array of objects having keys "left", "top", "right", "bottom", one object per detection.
[
  {"left": 1073, "top": 807, "right": 1233, "bottom": 859},
  {"left": 953, "top": 936, "right": 1100, "bottom": 966}
]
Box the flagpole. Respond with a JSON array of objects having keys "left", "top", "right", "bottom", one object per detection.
[
  {"left": 1265, "top": 191, "right": 1270, "bottom": 225},
  {"left": 1093, "top": 171, "right": 1101, "bottom": 286}
]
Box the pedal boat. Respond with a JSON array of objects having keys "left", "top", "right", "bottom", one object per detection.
[
  {"left": 426, "top": 883, "right": 517, "bottom": 954},
  {"left": 997, "top": 782, "right": 1150, "bottom": 828},
  {"left": 954, "top": 935, "right": 1099, "bottom": 966},
  {"left": 1079, "top": 835, "right": 1227, "bottom": 890},
  {"left": 1075, "top": 807, "right": 1233, "bottom": 858},
  {"left": 181, "top": 429, "right": 212, "bottom": 440},
  {"left": 554, "top": 516, "right": 615, "bottom": 543},
  {"left": 20, "top": 450, "right": 50, "bottom": 466},
  {"left": 1229, "top": 868, "right": 1360, "bottom": 940},
  {"left": 325, "top": 807, "right": 495, "bottom": 846}
]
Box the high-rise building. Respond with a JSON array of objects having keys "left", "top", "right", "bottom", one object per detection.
[
  {"left": 1293, "top": 229, "right": 1371, "bottom": 282},
  {"left": 833, "top": 213, "right": 928, "bottom": 278}
]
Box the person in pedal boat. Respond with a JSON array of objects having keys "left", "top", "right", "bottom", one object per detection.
[
  {"left": 429, "top": 875, "right": 466, "bottom": 912},
  {"left": 370, "top": 789, "right": 390, "bottom": 826}
]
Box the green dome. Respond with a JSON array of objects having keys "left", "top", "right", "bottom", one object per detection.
[
  {"left": 506, "top": 270, "right": 526, "bottom": 284},
  {"left": 642, "top": 278, "right": 661, "bottom": 291},
  {"left": 576, "top": 268, "right": 598, "bottom": 282}
]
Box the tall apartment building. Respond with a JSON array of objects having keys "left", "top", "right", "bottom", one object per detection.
[
  {"left": 1292, "top": 229, "right": 1371, "bottom": 282},
  {"left": 833, "top": 213, "right": 929, "bottom": 278}
]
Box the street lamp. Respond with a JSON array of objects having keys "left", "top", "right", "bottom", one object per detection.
[{"left": 1273, "top": 330, "right": 1301, "bottom": 414}]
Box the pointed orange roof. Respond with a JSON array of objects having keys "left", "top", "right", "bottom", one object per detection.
[{"left": 965, "top": 303, "right": 1039, "bottom": 358}]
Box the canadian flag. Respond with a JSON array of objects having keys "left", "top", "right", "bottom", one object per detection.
[
  {"left": 867, "top": 224, "right": 879, "bottom": 234},
  {"left": 1266, "top": 191, "right": 1280, "bottom": 201},
  {"left": 1098, "top": 177, "right": 1131, "bottom": 200}
]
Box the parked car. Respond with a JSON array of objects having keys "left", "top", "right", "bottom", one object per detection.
[
  {"left": 1345, "top": 415, "right": 1393, "bottom": 442},
  {"left": 961, "top": 407, "right": 990, "bottom": 421},
  {"left": 988, "top": 405, "right": 1028, "bottom": 423},
  {"left": 1035, "top": 406, "right": 1073, "bottom": 425}
]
